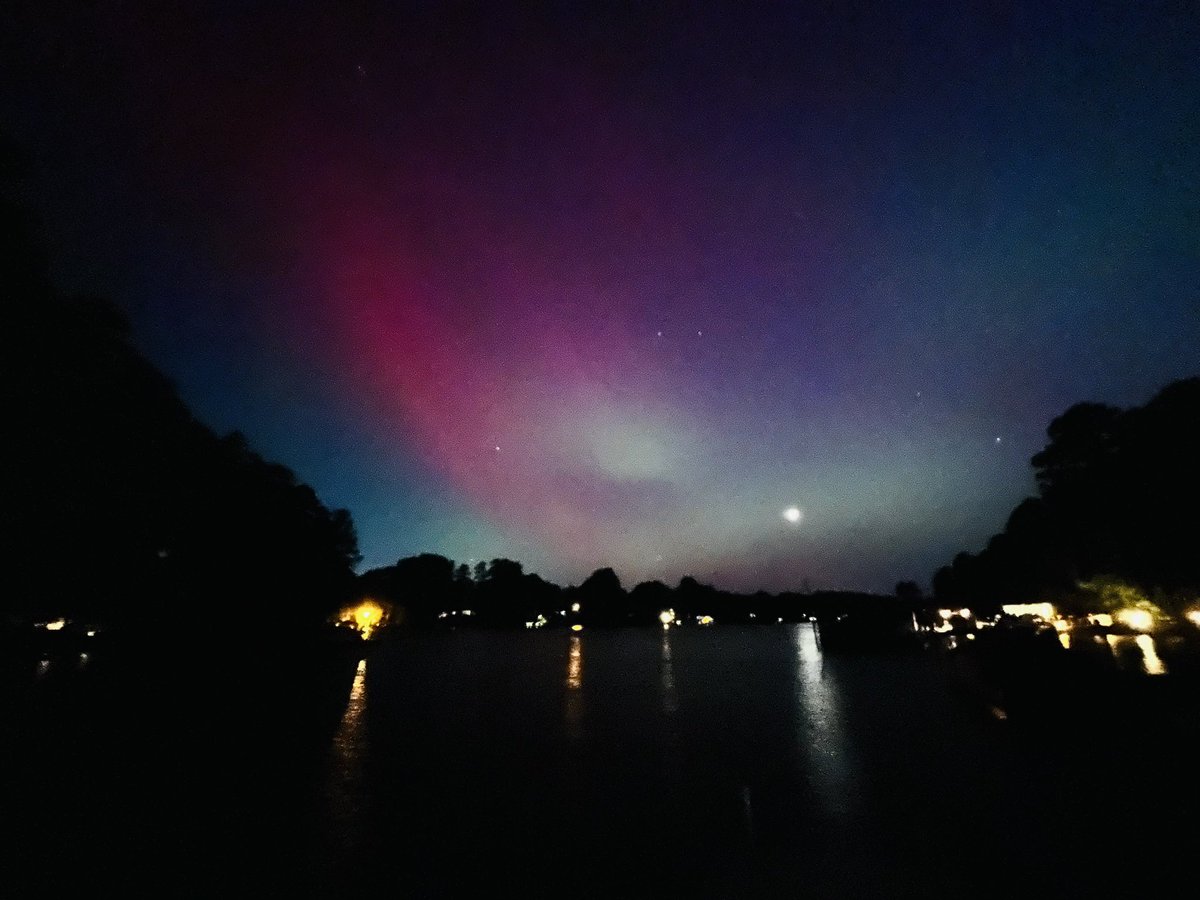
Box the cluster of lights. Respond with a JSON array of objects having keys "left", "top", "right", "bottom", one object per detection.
[
  {"left": 937, "top": 608, "right": 972, "bottom": 619},
  {"left": 991, "top": 598, "right": 1196, "bottom": 666},
  {"left": 931, "top": 608, "right": 974, "bottom": 634},
  {"left": 350, "top": 601, "right": 385, "bottom": 640},
  {"left": 336, "top": 600, "right": 388, "bottom": 639},
  {"left": 33, "top": 619, "right": 101, "bottom": 638},
  {"left": 645, "top": 612, "right": 729, "bottom": 628}
]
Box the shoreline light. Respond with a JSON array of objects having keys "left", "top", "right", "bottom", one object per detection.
[
  {"left": 1115, "top": 607, "right": 1154, "bottom": 632},
  {"left": 1001, "top": 602, "right": 1055, "bottom": 620},
  {"left": 348, "top": 600, "right": 386, "bottom": 639}
]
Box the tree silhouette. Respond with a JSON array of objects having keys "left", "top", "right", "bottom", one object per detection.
[
  {"left": 933, "top": 378, "right": 1200, "bottom": 612},
  {"left": 894, "top": 581, "right": 923, "bottom": 606},
  {"left": 359, "top": 553, "right": 456, "bottom": 626},
  {"left": 2, "top": 191, "right": 360, "bottom": 632},
  {"left": 578, "top": 567, "right": 626, "bottom": 624},
  {"left": 629, "top": 580, "right": 673, "bottom": 625}
]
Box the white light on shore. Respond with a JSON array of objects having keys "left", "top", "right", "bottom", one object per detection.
[
  {"left": 1001, "top": 603, "right": 1055, "bottom": 620},
  {"left": 1115, "top": 608, "right": 1154, "bottom": 632}
]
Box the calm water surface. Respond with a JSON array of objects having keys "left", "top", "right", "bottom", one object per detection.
[
  {"left": 309, "top": 625, "right": 1191, "bottom": 896},
  {"left": 7, "top": 625, "right": 1193, "bottom": 897}
]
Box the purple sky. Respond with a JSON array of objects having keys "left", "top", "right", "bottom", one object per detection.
[{"left": 4, "top": 3, "right": 1197, "bottom": 590}]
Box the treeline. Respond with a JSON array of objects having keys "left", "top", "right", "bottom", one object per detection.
[
  {"left": 932, "top": 377, "right": 1200, "bottom": 615},
  {"left": 358, "top": 553, "right": 903, "bottom": 629},
  {"left": 1, "top": 195, "right": 360, "bottom": 632}
]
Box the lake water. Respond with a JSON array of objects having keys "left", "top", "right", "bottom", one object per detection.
[{"left": 7, "top": 625, "right": 1195, "bottom": 896}]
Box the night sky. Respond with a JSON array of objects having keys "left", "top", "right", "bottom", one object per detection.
[{"left": 3, "top": 3, "right": 1197, "bottom": 592}]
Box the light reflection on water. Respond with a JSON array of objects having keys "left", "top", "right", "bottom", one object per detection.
[
  {"left": 564, "top": 635, "right": 584, "bottom": 738},
  {"left": 326, "top": 658, "right": 369, "bottom": 851},
  {"left": 1136, "top": 635, "right": 1167, "bottom": 675},
  {"left": 656, "top": 626, "right": 686, "bottom": 817},
  {"left": 304, "top": 628, "right": 1197, "bottom": 892},
  {"left": 660, "top": 628, "right": 678, "bottom": 716},
  {"left": 793, "top": 623, "right": 855, "bottom": 819},
  {"left": 334, "top": 658, "right": 368, "bottom": 755},
  {"left": 1105, "top": 634, "right": 1168, "bottom": 676},
  {"left": 566, "top": 635, "right": 583, "bottom": 690}
]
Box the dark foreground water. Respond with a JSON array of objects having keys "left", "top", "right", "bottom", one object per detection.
[{"left": 5, "top": 625, "right": 1197, "bottom": 897}]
